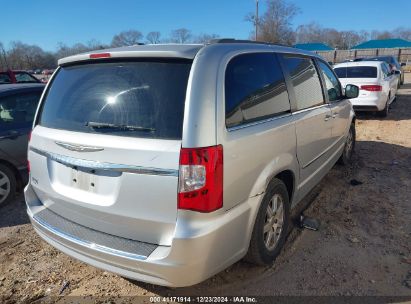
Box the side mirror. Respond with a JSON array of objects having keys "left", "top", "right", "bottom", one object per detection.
[
  {"left": 401, "top": 62, "right": 406, "bottom": 67},
  {"left": 394, "top": 70, "right": 401, "bottom": 75},
  {"left": 345, "top": 84, "right": 359, "bottom": 99}
]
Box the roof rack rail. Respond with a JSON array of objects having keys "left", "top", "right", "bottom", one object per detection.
[{"left": 206, "top": 38, "right": 290, "bottom": 48}]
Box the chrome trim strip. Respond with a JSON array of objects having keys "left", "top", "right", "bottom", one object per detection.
[
  {"left": 227, "top": 113, "right": 292, "bottom": 132},
  {"left": 30, "top": 147, "right": 178, "bottom": 177},
  {"left": 55, "top": 141, "right": 104, "bottom": 152},
  {"left": 31, "top": 213, "right": 148, "bottom": 261},
  {"left": 292, "top": 103, "right": 328, "bottom": 115}
]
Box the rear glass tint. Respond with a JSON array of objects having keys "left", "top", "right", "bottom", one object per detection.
[
  {"left": 38, "top": 60, "right": 192, "bottom": 139},
  {"left": 334, "top": 66, "right": 377, "bottom": 78}
]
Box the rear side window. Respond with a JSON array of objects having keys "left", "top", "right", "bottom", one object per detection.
[
  {"left": 281, "top": 55, "right": 324, "bottom": 111},
  {"left": 381, "top": 63, "right": 391, "bottom": 78},
  {"left": 0, "top": 91, "right": 42, "bottom": 130},
  {"left": 225, "top": 53, "right": 290, "bottom": 128},
  {"left": 334, "top": 66, "right": 377, "bottom": 78},
  {"left": 39, "top": 60, "right": 192, "bottom": 139}
]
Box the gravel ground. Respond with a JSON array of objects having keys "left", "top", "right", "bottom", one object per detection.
[{"left": 1, "top": 75, "right": 411, "bottom": 303}]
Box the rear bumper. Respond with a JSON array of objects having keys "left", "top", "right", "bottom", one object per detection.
[
  {"left": 350, "top": 95, "right": 386, "bottom": 111},
  {"left": 352, "top": 105, "right": 379, "bottom": 112},
  {"left": 25, "top": 183, "right": 255, "bottom": 287}
]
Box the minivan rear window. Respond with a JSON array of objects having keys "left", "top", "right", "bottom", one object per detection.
[
  {"left": 38, "top": 60, "right": 192, "bottom": 139},
  {"left": 334, "top": 66, "right": 377, "bottom": 78}
]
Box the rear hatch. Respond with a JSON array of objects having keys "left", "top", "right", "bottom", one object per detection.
[{"left": 28, "top": 59, "right": 192, "bottom": 246}]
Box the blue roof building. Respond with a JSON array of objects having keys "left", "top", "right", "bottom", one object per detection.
[
  {"left": 293, "top": 43, "right": 333, "bottom": 51},
  {"left": 351, "top": 39, "right": 411, "bottom": 49}
]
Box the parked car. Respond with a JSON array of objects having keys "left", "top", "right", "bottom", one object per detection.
[
  {"left": 343, "top": 58, "right": 364, "bottom": 62},
  {"left": 334, "top": 61, "right": 398, "bottom": 117},
  {"left": 0, "top": 83, "right": 45, "bottom": 205},
  {"left": 0, "top": 70, "right": 40, "bottom": 84},
  {"left": 356, "top": 56, "right": 405, "bottom": 86},
  {"left": 41, "top": 69, "right": 55, "bottom": 76},
  {"left": 25, "top": 40, "right": 359, "bottom": 287}
]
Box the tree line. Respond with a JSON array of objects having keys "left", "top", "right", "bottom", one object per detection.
[
  {"left": 0, "top": 29, "right": 219, "bottom": 70},
  {"left": 1, "top": 0, "right": 411, "bottom": 70},
  {"left": 247, "top": 0, "right": 411, "bottom": 49}
]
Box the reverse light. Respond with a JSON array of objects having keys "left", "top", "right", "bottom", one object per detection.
[
  {"left": 178, "top": 145, "right": 223, "bottom": 212},
  {"left": 89, "top": 53, "right": 111, "bottom": 59},
  {"left": 361, "top": 85, "right": 382, "bottom": 92}
]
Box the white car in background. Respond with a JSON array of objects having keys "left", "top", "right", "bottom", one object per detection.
[{"left": 334, "top": 61, "right": 398, "bottom": 117}]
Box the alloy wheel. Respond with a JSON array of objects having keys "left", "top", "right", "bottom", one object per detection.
[
  {"left": 263, "top": 194, "right": 285, "bottom": 251},
  {"left": 0, "top": 170, "right": 11, "bottom": 205}
]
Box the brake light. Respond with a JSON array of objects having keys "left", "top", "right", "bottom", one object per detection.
[
  {"left": 360, "top": 85, "right": 382, "bottom": 91},
  {"left": 27, "top": 131, "right": 31, "bottom": 173},
  {"left": 89, "top": 53, "right": 111, "bottom": 59},
  {"left": 178, "top": 145, "right": 223, "bottom": 212}
]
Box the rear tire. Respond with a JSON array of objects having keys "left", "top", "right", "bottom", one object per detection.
[
  {"left": 378, "top": 96, "right": 390, "bottom": 118},
  {"left": 338, "top": 123, "right": 355, "bottom": 166},
  {"left": 245, "top": 178, "right": 290, "bottom": 266},
  {"left": 0, "top": 164, "right": 16, "bottom": 207}
]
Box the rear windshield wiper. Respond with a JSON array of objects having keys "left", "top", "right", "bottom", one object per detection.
[{"left": 85, "top": 121, "right": 155, "bottom": 132}]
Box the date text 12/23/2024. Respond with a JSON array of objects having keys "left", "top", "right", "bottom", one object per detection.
[{"left": 149, "top": 296, "right": 257, "bottom": 303}]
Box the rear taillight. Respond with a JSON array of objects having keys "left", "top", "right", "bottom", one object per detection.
[
  {"left": 178, "top": 145, "right": 223, "bottom": 212},
  {"left": 361, "top": 85, "right": 382, "bottom": 91},
  {"left": 27, "top": 131, "right": 31, "bottom": 173}
]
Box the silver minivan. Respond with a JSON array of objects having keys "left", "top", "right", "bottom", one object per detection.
[{"left": 25, "top": 40, "right": 359, "bottom": 287}]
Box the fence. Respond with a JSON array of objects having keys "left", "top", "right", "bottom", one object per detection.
[{"left": 315, "top": 48, "right": 411, "bottom": 64}]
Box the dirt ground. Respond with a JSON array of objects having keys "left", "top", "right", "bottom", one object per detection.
[{"left": 1, "top": 75, "right": 411, "bottom": 303}]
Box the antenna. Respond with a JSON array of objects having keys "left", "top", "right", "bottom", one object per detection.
[{"left": 255, "top": 0, "right": 259, "bottom": 41}]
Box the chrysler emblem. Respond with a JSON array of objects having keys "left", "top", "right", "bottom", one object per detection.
[{"left": 55, "top": 141, "right": 104, "bottom": 152}]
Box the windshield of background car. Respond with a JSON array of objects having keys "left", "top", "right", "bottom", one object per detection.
[
  {"left": 15, "top": 72, "right": 39, "bottom": 83},
  {"left": 369, "top": 56, "right": 400, "bottom": 69},
  {"left": 334, "top": 66, "right": 378, "bottom": 78},
  {"left": 38, "top": 59, "right": 192, "bottom": 139}
]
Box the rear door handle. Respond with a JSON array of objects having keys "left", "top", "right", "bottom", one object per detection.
[
  {"left": 324, "top": 115, "right": 332, "bottom": 121},
  {"left": 332, "top": 112, "right": 339, "bottom": 118}
]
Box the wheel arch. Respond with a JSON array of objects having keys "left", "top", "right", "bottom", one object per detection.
[
  {"left": 248, "top": 153, "right": 299, "bottom": 209},
  {"left": 274, "top": 170, "right": 295, "bottom": 205}
]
